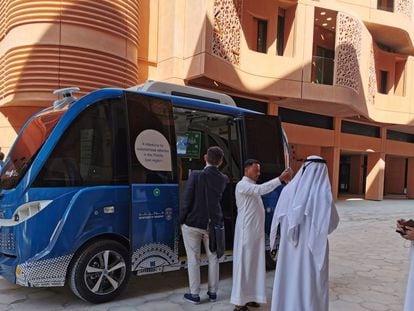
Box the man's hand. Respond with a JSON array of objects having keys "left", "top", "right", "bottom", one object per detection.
[
  {"left": 279, "top": 167, "right": 293, "bottom": 184},
  {"left": 396, "top": 219, "right": 407, "bottom": 236},
  {"left": 403, "top": 226, "right": 414, "bottom": 241},
  {"left": 397, "top": 219, "right": 406, "bottom": 230},
  {"left": 396, "top": 219, "right": 414, "bottom": 240}
]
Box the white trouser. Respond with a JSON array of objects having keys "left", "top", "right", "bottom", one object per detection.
[{"left": 182, "top": 224, "right": 219, "bottom": 295}]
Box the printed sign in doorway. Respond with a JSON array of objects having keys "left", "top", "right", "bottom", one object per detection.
[{"left": 134, "top": 129, "right": 172, "bottom": 171}]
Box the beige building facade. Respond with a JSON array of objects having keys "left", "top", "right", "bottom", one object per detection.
[{"left": 1, "top": 0, "right": 414, "bottom": 200}]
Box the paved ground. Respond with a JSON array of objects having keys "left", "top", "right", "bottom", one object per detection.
[{"left": 0, "top": 198, "right": 413, "bottom": 311}]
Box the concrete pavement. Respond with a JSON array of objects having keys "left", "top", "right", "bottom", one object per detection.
[
  {"left": 0, "top": 198, "right": 413, "bottom": 310},
  {"left": 329, "top": 198, "right": 412, "bottom": 311}
]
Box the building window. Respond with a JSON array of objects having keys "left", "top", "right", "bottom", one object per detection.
[
  {"left": 379, "top": 70, "right": 388, "bottom": 94},
  {"left": 312, "top": 7, "right": 337, "bottom": 85},
  {"left": 232, "top": 96, "right": 268, "bottom": 113},
  {"left": 387, "top": 130, "right": 414, "bottom": 143},
  {"left": 313, "top": 46, "right": 335, "bottom": 85},
  {"left": 341, "top": 121, "right": 380, "bottom": 138},
  {"left": 277, "top": 9, "right": 285, "bottom": 56},
  {"left": 377, "top": 0, "right": 394, "bottom": 12},
  {"left": 279, "top": 107, "right": 333, "bottom": 130},
  {"left": 256, "top": 19, "right": 268, "bottom": 53}
]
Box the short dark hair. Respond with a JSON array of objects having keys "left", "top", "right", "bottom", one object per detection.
[
  {"left": 206, "top": 146, "right": 224, "bottom": 166},
  {"left": 0, "top": 152, "right": 4, "bottom": 161},
  {"left": 244, "top": 159, "right": 260, "bottom": 169}
]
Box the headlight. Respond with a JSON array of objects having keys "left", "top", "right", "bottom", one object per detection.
[{"left": 12, "top": 201, "right": 52, "bottom": 223}]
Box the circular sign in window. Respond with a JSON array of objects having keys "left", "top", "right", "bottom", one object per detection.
[{"left": 134, "top": 129, "right": 172, "bottom": 171}]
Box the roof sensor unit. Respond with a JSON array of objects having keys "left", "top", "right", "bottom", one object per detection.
[{"left": 53, "top": 87, "right": 80, "bottom": 110}]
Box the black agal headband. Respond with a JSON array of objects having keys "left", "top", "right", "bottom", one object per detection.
[{"left": 302, "top": 158, "right": 327, "bottom": 175}]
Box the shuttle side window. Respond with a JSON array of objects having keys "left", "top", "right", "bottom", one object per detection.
[
  {"left": 126, "top": 92, "right": 177, "bottom": 184},
  {"left": 33, "top": 98, "right": 129, "bottom": 187},
  {"left": 243, "top": 113, "right": 285, "bottom": 182}
]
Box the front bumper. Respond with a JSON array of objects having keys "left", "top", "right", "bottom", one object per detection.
[
  {"left": 0, "top": 249, "right": 73, "bottom": 287},
  {"left": 14, "top": 254, "right": 73, "bottom": 287}
]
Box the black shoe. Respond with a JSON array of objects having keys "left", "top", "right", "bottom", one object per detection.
[
  {"left": 207, "top": 291, "right": 217, "bottom": 302},
  {"left": 183, "top": 293, "right": 200, "bottom": 304},
  {"left": 245, "top": 302, "right": 260, "bottom": 308},
  {"left": 234, "top": 306, "right": 249, "bottom": 311}
]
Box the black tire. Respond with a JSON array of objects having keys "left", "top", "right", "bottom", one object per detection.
[{"left": 69, "top": 240, "right": 130, "bottom": 303}]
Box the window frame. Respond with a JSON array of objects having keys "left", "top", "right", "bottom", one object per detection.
[
  {"left": 256, "top": 18, "right": 268, "bottom": 54},
  {"left": 277, "top": 8, "right": 286, "bottom": 56}
]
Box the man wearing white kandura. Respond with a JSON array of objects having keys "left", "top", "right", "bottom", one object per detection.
[
  {"left": 230, "top": 159, "right": 292, "bottom": 311},
  {"left": 270, "top": 155, "right": 339, "bottom": 311}
]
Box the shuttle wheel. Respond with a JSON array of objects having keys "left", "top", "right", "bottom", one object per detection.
[{"left": 69, "top": 240, "right": 130, "bottom": 303}]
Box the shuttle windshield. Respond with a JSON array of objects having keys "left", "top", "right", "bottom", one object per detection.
[{"left": 0, "top": 108, "right": 66, "bottom": 190}]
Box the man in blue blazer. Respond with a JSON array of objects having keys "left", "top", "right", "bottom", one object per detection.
[{"left": 180, "top": 146, "right": 229, "bottom": 304}]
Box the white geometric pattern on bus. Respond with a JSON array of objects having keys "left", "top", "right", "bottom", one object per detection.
[
  {"left": 132, "top": 243, "right": 178, "bottom": 274},
  {"left": 16, "top": 254, "right": 73, "bottom": 287}
]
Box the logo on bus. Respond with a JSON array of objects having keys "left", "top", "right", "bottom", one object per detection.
[{"left": 153, "top": 188, "right": 161, "bottom": 197}]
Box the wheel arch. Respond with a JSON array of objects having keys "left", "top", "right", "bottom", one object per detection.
[{"left": 66, "top": 233, "right": 130, "bottom": 284}]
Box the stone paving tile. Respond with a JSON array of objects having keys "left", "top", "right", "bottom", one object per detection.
[
  {"left": 330, "top": 300, "right": 369, "bottom": 311},
  {"left": 0, "top": 198, "right": 413, "bottom": 310}
]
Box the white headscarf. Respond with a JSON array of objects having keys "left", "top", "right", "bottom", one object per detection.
[{"left": 270, "top": 155, "right": 338, "bottom": 270}]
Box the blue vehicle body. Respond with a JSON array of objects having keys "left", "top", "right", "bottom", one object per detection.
[{"left": 0, "top": 87, "right": 286, "bottom": 289}]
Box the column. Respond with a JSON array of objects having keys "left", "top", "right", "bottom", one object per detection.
[
  {"left": 267, "top": 101, "right": 278, "bottom": 116},
  {"left": 321, "top": 146, "right": 340, "bottom": 200},
  {"left": 365, "top": 152, "right": 385, "bottom": 201},
  {"left": 321, "top": 117, "right": 341, "bottom": 200},
  {"left": 384, "top": 157, "right": 406, "bottom": 195},
  {"left": 349, "top": 155, "right": 364, "bottom": 195},
  {"left": 407, "top": 158, "right": 414, "bottom": 199}
]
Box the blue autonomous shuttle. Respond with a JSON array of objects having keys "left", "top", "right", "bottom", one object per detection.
[{"left": 0, "top": 82, "right": 287, "bottom": 303}]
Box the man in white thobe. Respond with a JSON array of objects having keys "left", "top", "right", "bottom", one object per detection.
[
  {"left": 396, "top": 219, "right": 414, "bottom": 311},
  {"left": 270, "top": 155, "right": 339, "bottom": 311},
  {"left": 230, "top": 159, "right": 292, "bottom": 311}
]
